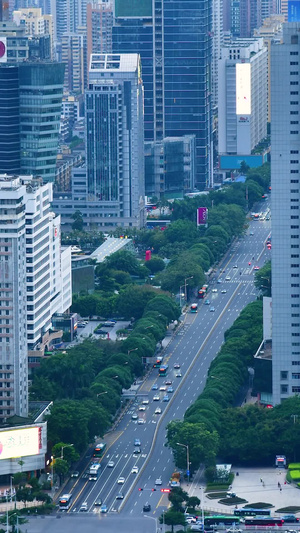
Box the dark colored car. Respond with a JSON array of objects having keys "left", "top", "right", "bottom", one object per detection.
[{"left": 143, "top": 503, "right": 151, "bottom": 512}]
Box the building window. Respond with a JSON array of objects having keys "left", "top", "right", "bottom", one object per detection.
[
  {"left": 292, "top": 386, "right": 300, "bottom": 392},
  {"left": 281, "top": 385, "right": 288, "bottom": 394},
  {"left": 291, "top": 131, "right": 299, "bottom": 134},
  {"left": 291, "top": 150, "right": 299, "bottom": 153},
  {"left": 290, "top": 51, "right": 299, "bottom": 55},
  {"left": 291, "top": 160, "right": 299, "bottom": 163},
  {"left": 291, "top": 180, "right": 299, "bottom": 183},
  {"left": 281, "top": 371, "right": 288, "bottom": 380},
  {"left": 292, "top": 360, "right": 300, "bottom": 364}
]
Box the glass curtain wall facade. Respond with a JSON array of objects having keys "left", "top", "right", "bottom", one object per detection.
[
  {"left": 113, "top": 0, "right": 213, "bottom": 188},
  {"left": 163, "top": 0, "right": 212, "bottom": 188},
  {"left": 0, "top": 65, "right": 20, "bottom": 174},
  {"left": 18, "top": 62, "right": 64, "bottom": 182}
]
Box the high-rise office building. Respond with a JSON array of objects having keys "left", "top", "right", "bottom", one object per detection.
[
  {"left": 86, "top": 53, "right": 145, "bottom": 227},
  {"left": 0, "top": 174, "right": 72, "bottom": 420},
  {"left": 18, "top": 62, "right": 64, "bottom": 182},
  {"left": 61, "top": 32, "right": 87, "bottom": 94},
  {"left": 113, "top": 0, "right": 213, "bottom": 189},
  {"left": 0, "top": 65, "right": 20, "bottom": 174},
  {"left": 52, "top": 0, "right": 87, "bottom": 43},
  {"left": 218, "top": 38, "right": 268, "bottom": 156},
  {"left": 271, "top": 23, "right": 300, "bottom": 404},
  {"left": 86, "top": 1, "right": 113, "bottom": 62}
]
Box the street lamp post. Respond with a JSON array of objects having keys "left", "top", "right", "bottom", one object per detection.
[
  {"left": 200, "top": 485, "right": 204, "bottom": 529},
  {"left": 176, "top": 442, "right": 190, "bottom": 484},
  {"left": 61, "top": 443, "right": 74, "bottom": 460},
  {"left": 97, "top": 391, "right": 108, "bottom": 398},
  {"left": 51, "top": 456, "right": 54, "bottom": 495},
  {"left": 184, "top": 276, "right": 193, "bottom": 301},
  {"left": 144, "top": 514, "right": 158, "bottom": 532},
  {"left": 179, "top": 285, "right": 184, "bottom": 308},
  {"left": 128, "top": 348, "right": 138, "bottom": 356}
]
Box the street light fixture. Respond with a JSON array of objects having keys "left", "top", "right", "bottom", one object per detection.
[
  {"left": 144, "top": 514, "right": 158, "bottom": 532},
  {"left": 128, "top": 348, "right": 138, "bottom": 356},
  {"left": 61, "top": 443, "right": 74, "bottom": 460},
  {"left": 184, "top": 276, "right": 193, "bottom": 301},
  {"left": 97, "top": 391, "right": 108, "bottom": 397},
  {"left": 176, "top": 442, "right": 190, "bottom": 484},
  {"left": 179, "top": 285, "right": 185, "bottom": 308}
]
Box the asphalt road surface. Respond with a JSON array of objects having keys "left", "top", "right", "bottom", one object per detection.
[{"left": 41, "top": 202, "right": 271, "bottom": 533}]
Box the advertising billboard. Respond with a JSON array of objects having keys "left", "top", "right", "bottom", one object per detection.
[
  {"left": 0, "top": 427, "right": 40, "bottom": 460},
  {"left": 288, "top": 0, "right": 300, "bottom": 21},
  {"left": 197, "top": 207, "right": 208, "bottom": 226},
  {"left": 236, "top": 63, "right": 251, "bottom": 115}
]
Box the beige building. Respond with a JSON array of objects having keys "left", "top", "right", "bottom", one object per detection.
[
  {"left": 13, "top": 7, "right": 54, "bottom": 58},
  {"left": 254, "top": 15, "right": 284, "bottom": 122}
]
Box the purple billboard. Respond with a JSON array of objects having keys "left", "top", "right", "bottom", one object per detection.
[{"left": 197, "top": 207, "right": 208, "bottom": 226}]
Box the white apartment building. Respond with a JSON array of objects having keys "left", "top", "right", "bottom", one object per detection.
[
  {"left": 0, "top": 175, "right": 72, "bottom": 420},
  {"left": 13, "top": 7, "right": 54, "bottom": 57},
  {"left": 0, "top": 176, "right": 28, "bottom": 421},
  {"left": 271, "top": 23, "right": 300, "bottom": 404},
  {"left": 218, "top": 38, "right": 268, "bottom": 156}
]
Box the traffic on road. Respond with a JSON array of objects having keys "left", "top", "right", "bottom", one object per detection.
[{"left": 55, "top": 201, "right": 272, "bottom": 527}]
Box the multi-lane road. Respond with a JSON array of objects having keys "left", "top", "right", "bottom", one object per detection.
[{"left": 38, "top": 205, "right": 271, "bottom": 533}]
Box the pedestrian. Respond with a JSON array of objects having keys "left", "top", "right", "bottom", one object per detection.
[
  {"left": 278, "top": 482, "right": 280, "bottom": 488},
  {"left": 262, "top": 481, "right": 265, "bottom": 487},
  {"left": 280, "top": 487, "right": 282, "bottom": 492},
  {"left": 260, "top": 478, "right": 263, "bottom": 483}
]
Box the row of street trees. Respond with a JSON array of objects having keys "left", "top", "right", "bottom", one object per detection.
[{"left": 31, "top": 285, "right": 180, "bottom": 456}]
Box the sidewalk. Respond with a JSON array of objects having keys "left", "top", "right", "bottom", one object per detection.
[{"left": 182, "top": 467, "right": 299, "bottom": 516}]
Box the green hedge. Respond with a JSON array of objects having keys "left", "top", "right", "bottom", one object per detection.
[
  {"left": 289, "top": 470, "right": 300, "bottom": 481},
  {"left": 288, "top": 463, "right": 300, "bottom": 470}
]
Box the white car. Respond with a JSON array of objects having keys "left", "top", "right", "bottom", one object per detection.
[
  {"left": 212, "top": 288, "right": 218, "bottom": 293},
  {"left": 155, "top": 407, "right": 162, "bottom": 414},
  {"left": 153, "top": 395, "right": 160, "bottom": 401},
  {"left": 221, "top": 289, "right": 227, "bottom": 294},
  {"left": 138, "top": 405, "right": 146, "bottom": 411},
  {"left": 225, "top": 276, "right": 231, "bottom": 281},
  {"left": 155, "top": 478, "right": 162, "bottom": 485},
  {"left": 138, "top": 418, "right": 145, "bottom": 424},
  {"left": 107, "top": 461, "right": 115, "bottom": 468},
  {"left": 117, "top": 477, "right": 125, "bottom": 484},
  {"left": 131, "top": 466, "right": 139, "bottom": 474},
  {"left": 142, "top": 399, "right": 149, "bottom": 405},
  {"left": 80, "top": 502, "right": 88, "bottom": 512},
  {"left": 159, "top": 386, "right": 166, "bottom": 391}
]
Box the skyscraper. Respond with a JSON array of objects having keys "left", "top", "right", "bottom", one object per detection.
[
  {"left": 61, "top": 32, "right": 87, "bottom": 94},
  {"left": 0, "top": 175, "right": 28, "bottom": 421},
  {"left": 86, "top": 53, "right": 145, "bottom": 227},
  {"left": 271, "top": 23, "right": 300, "bottom": 404},
  {"left": 113, "top": 0, "right": 213, "bottom": 189},
  {"left": 0, "top": 65, "right": 20, "bottom": 174},
  {"left": 218, "top": 38, "right": 268, "bottom": 156},
  {"left": 18, "top": 62, "right": 64, "bottom": 182},
  {"left": 86, "top": 1, "right": 113, "bottom": 61},
  {"left": 0, "top": 62, "right": 64, "bottom": 182}
]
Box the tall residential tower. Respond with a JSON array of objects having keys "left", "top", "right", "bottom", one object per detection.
[{"left": 271, "top": 23, "right": 300, "bottom": 404}]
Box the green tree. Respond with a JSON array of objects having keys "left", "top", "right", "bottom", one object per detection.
[
  {"left": 254, "top": 260, "right": 271, "bottom": 296},
  {"left": 52, "top": 442, "right": 79, "bottom": 464},
  {"left": 117, "top": 285, "right": 157, "bottom": 319},
  {"left": 0, "top": 511, "right": 28, "bottom": 533},
  {"left": 240, "top": 160, "right": 250, "bottom": 174},
  {"left": 53, "top": 457, "right": 69, "bottom": 479},
  {"left": 71, "top": 210, "right": 84, "bottom": 232},
  {"left": 187, "top": 496, "right": 200, "bottom": 510},
  {"left": 168, "top": 487, "right": 189, "bottom": 512},
  {"left": 167, "top": 421, "right": 219, "bottom": 470},
  {"left": 104, "top": 250, "right": 140, "bottom": 275},
  {"left": 145, "top": 256, "right": 166, "bottom": 274},
  {"left": 159, "top": 509, "right": 186, "bottom": 533},
  {"left": 16, "top": 487, "right": 34, "bottom": 507}
]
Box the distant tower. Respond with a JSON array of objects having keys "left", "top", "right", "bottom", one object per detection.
[
  {"left": 271, "top": 23, "right": 300, "bottom": 404},
  {"left": 87, "top": 53, "right": 145, "bottom": 227}
]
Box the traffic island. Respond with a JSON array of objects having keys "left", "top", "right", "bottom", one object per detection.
[{"left": 218, "top": 497, "right": 248, "bottom": 506}]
